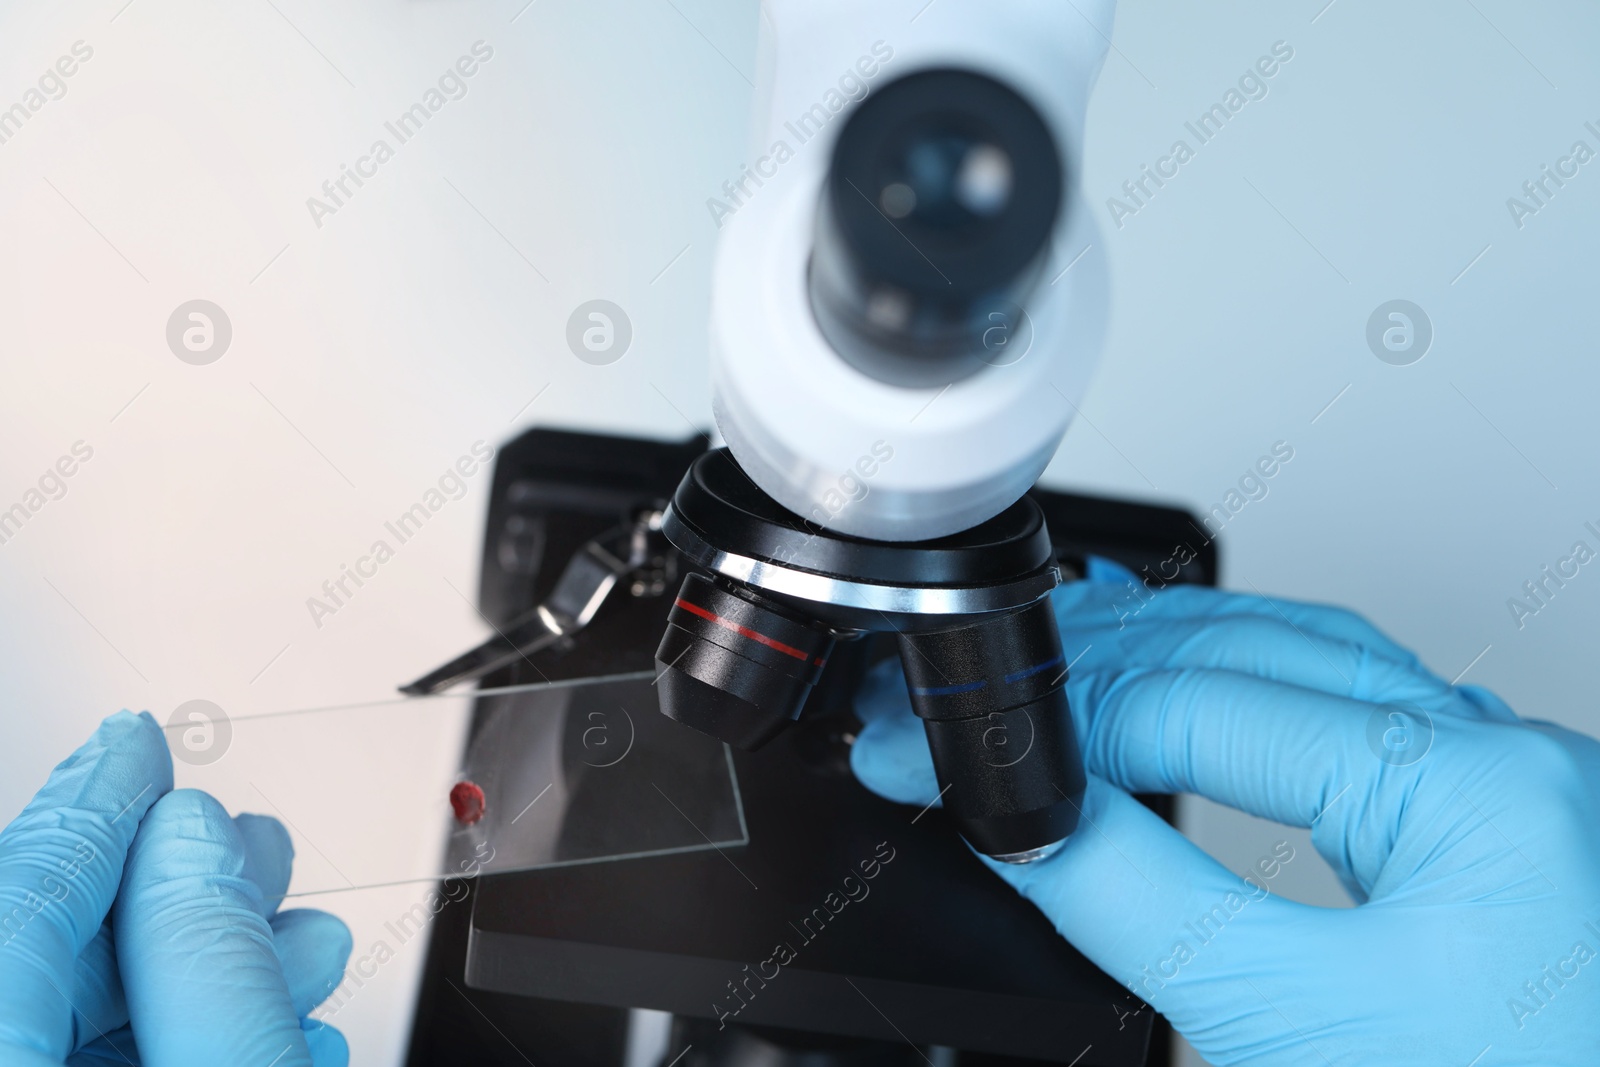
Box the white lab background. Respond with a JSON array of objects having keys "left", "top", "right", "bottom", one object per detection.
[{"left": 1, "top": 2, "right": 1594, "bottom": 1065}]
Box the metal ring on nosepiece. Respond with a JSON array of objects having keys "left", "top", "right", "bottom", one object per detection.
[
  {"left": 990, "top": 840, "right": 1068, "bottom": 865},
  {"left": 661, "top": 506, "right": 1060, "bottom": 620}
]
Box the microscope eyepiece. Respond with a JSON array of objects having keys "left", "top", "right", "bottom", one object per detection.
[{"left": 809, "top": 68, "right": 1064, "bottom": 388}]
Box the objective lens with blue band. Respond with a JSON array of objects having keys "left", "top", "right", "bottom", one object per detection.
[{"left": 910, "top": 652, "right": 1065, "bottom": 697}]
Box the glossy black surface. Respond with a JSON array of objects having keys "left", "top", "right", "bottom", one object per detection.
[{"left": 468, "top": 714, "right": 1144, "bottom": 1063}]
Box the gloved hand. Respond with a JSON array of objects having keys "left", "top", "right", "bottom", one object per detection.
[
  {"left": 0, "top": 711, "right": 352, "bottom": 1067},
  {"left": 851, "top": 559, "right": 1600, "bottom": 1065}
]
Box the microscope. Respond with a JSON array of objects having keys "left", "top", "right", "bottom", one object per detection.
[
  {"left": 653, "top": 0, "right": 1113, "bottom": 863},
  {"left": 400, "top": 3, "right": 1219, "bottom": 1062}
]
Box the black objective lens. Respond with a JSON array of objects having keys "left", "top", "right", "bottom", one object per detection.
[
  {"left": 898, "top": 596, "right": 1086, "bottom": 861},
  {"left": 810, "top": 68, "right": 1064, "bottom": 388},
  {"left": 655, "top": 573, "right": 837, "bottom": 751}
]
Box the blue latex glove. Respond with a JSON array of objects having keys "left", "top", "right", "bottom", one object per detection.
[
  {"left": 852, "top": 559, "right": 1600, "bottom": 1065},
  {"left": 0, "top": 711, "right": 352, "bottom": 1067}
]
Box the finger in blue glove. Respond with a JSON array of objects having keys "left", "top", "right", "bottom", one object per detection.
[{"left": 114, "top": 789, "right": 351, "bottom": 1067}]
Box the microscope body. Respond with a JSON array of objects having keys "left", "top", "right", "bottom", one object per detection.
[
  {"left": 656, "top": 0, "right": 1116, "bottom": 862},
  {"left": 713, "top": 0, "right": 1111, "bottom": 541}
]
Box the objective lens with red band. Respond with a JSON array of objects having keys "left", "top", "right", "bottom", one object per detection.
[
  {"left": 655, "top": 572, "right": 837, "bottom": 751},
  {"left": 670, "top": 596, "right": 828, "bottom": 667}
]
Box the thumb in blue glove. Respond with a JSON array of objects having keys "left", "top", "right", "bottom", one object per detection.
[
  {"left": 852, "top": 564, "right": 1600, "bottom": 1066},
  {"left": 0, "top": 711, "right": 352, "bottom": 1067}
]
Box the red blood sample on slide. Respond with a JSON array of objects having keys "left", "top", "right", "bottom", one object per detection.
[{"left": 450, "top": 780, "right": 486, "bottom": 826}]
